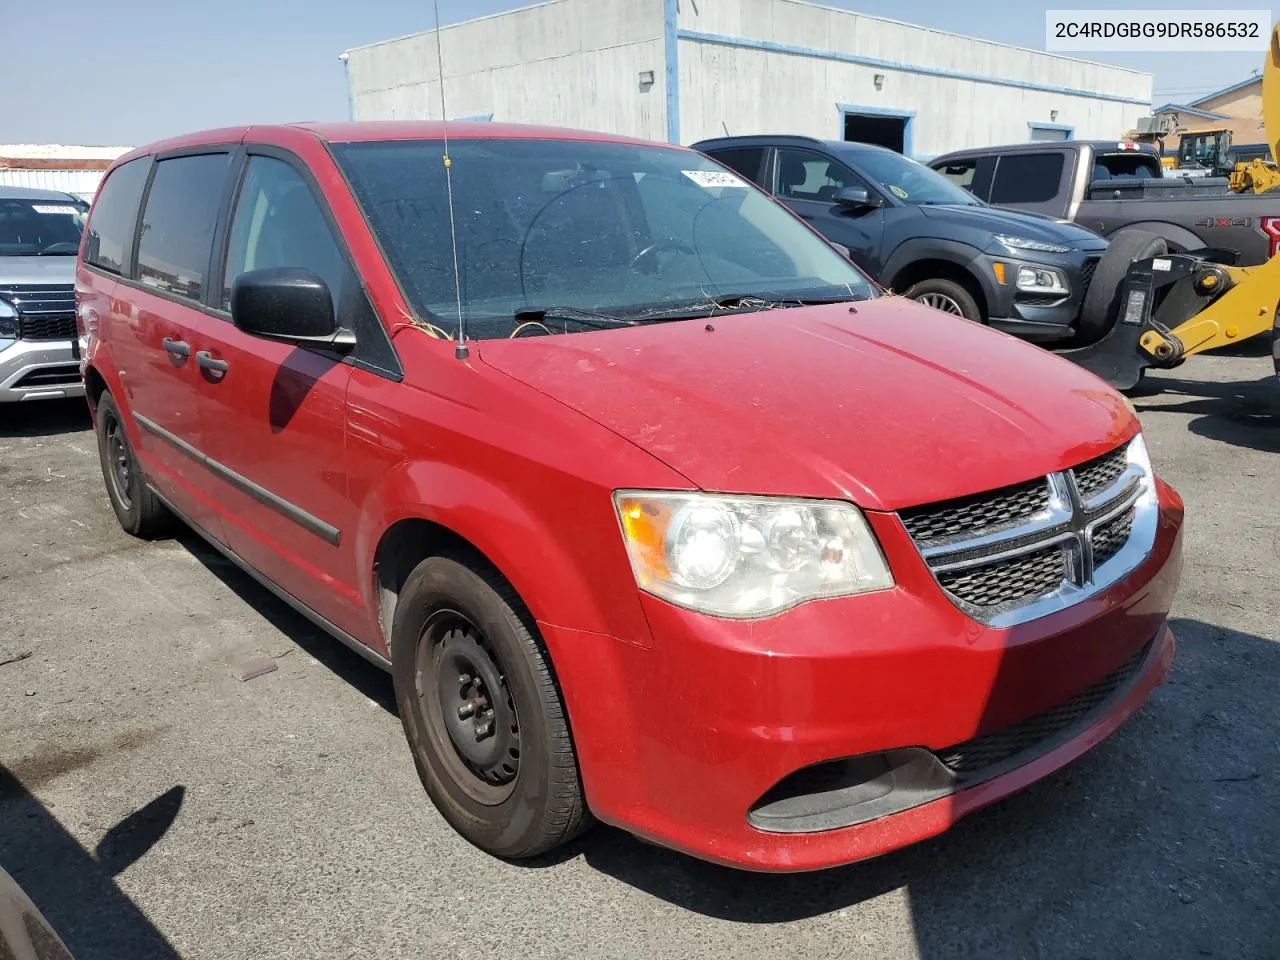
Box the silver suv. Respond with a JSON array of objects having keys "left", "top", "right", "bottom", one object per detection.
[{"left": 0, "top": 185, "right": 89, "bottom": 401}]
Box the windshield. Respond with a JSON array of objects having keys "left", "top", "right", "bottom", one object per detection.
[
  {"left": 852, "top": 150, "right": 980, "bottom": 206},
  {"left": 331, "top": 138, "right": 876, "bottom": 339},
  {"left": 0, "top": 197, "right": 89, "bottom": 256}
]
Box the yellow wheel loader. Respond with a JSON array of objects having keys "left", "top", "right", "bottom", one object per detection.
[{"left": 1063, "top": 23, "right": 1280, "bottom": 391}]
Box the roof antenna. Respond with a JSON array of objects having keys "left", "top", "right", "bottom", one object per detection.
[{"left": 432, "top": 0, "right": 468, "bottom": 360}]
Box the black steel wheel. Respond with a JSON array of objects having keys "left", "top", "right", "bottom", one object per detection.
[
  {"left": 94, "top": 391, "right": 172, "bottom": 539},
  {"left": 391, "top": 551, "right": 591, "bottom": 859}
]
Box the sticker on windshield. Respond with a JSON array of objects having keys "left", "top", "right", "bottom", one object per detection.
[
  {"left": 683, "top": 170, "right": 748, "bottom": 189},
  {"left": 889, "top": 185, "right": 909, "bottom": 200},
  {"left": 31, "top": 204, "right": 82, "bottom": 215}
]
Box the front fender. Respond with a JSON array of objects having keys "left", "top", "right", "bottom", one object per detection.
[
  {"left": 352, "top": 460, "right": 658, "bottom": 653},
  {"left": 882, "top": 237, "right": 996, "bottom": 306}
]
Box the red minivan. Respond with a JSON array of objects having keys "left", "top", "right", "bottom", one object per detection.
[{"left": 76, "top": 122, "right": 1183, "bottom": 872}]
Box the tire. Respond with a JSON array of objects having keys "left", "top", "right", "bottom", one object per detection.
[
  {"left": 95, "top": 392, "right": 173, "bottom": 539},
  {"left": 391, "top": 551, "right": 591, "bottom": 860},
  {"left": 1077, "top": 230, "right": 1167, "bottom": 346},
  {"left": 903, "top": 277, "right": 983, "bottom": 323}
]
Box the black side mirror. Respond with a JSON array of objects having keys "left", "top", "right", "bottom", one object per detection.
[
  {"left": 834, "top": 186, "right": 878, "bottom": 209},
  {"left": 230, "top": 267, "right": 356, "bottom": 352}
]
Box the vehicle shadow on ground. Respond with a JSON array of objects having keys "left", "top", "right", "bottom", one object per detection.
[
  {"left": 0, "top": 398, "right": 90, "bottom": 438},
  {"left": 1134, "top": 374, "right": 1279, "bottom": 454},
  {"left": 577, "top": 619, "right": 1280, "bottom": 958},
  {"left": 176, "top": 531, "right": 398, "bottom": 714},
  {"left": 0, "top": 767, "right": 183, "bottom": 959}
]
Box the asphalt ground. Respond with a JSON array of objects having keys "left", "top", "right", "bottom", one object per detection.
[{"left": 1, "top": 344, "right": 1277, "bottom": 960}]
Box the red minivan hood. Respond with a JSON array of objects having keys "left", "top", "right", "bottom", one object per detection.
[{"left": 477, "top": 298, "right": 1136, "bottom": 511}]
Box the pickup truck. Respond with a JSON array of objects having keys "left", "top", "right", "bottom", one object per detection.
[{"left": 928, "top": 140, "right": 1280, "bottom": 267}]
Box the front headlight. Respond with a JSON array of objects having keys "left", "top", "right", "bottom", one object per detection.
[
  {"left": 613, "top": 492, "right": 893, "bottom": 618},
  {"left": 1016, "top": 266, "right": 1069, "bottom": 296},
  {"left": 994, "top": 234, "right": 1071, "bottom": 255},
  {"left": 0, "top": 298, "right": 16, "bottom": 339},
  {"left": 1127, "top": 432, "right": 1158, "bottom": 507}
]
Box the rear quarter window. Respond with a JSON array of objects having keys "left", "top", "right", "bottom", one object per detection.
[
  {"left": 84, "top": 158, "right": 151, "bottom": 275},
  {"left": 989, "top": 153, "right": 1064, "bottom": 204}
]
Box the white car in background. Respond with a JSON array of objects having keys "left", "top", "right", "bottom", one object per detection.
[{"left": 0, "top": 185, "right": 89, "bottom": 402}]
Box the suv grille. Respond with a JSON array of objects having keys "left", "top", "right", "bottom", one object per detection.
[
  {"left": 900, "top": 438, "right": 1156, "bottom": 626},
  {"left": 937, "top": 639, "right": 1150, "bottom": 778},
  {"left": 1079, "top": 256, "right": 1100, "bottom": 299},
  {"left": 0, "top": 284, "right": 76, "bottom": 341}
]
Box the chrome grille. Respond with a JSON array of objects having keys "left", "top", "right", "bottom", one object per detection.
[
  {"left": 1072, "top": 446, "right": 1129, "bottom": 501},
  {"left": 900, "top": 478, "right": 1050, "bottom": 544},
  {"left": 0, "top": 283, "right": 76, "bottom": 341},
  {"left": 901, "top": 437, "right": 1157, "bottom": 627}
]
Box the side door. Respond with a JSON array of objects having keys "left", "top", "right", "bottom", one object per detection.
[
  {"left": 103, "top": 150, "right": 236, "bottom": 539},
  {"left": 986, "top": 150, "right": 1071, "bottom": 219},
  {"left": 771, "top": 147, "right": 887, "bottom": 274},
  {"left": 933, "top": 155, "right": 996, "bottom": 202},
  {"left": 194, "top": 149, "right": 398, "bottom": 638}
]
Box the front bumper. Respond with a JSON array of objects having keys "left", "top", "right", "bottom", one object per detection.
[
  {"left": 978, "top": 250, "right": 1104, "bottom": 343},
  {"left": 543, "top": 478, "right": 1183, "bottom": 872},
  {"left": 0, "top": 338, "right": 84, "bottom": 401}
]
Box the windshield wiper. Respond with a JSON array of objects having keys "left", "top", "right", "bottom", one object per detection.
[
  {"left": 514, "top": 306, "right": 642, "bottom": 330},
  {"left": 619, "top": 292, "right": 865, "bottom": 323}
]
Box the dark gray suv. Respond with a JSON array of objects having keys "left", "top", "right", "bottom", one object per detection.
[{"left": 693, "top": 135, "right": 1109, "bottom": 344}]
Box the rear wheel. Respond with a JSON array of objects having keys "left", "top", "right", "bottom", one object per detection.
[
  {"left": 95, "top": 392, "right": 172, "bottom": 539},
  {"left": 904, "top": 277, "right": 983, "bottom": 323},
  {"left": 1077, "top": 230, "right": 1167, "bottom": 346},
  {"left": 391, "top": 552, "right": 590, "bottom": 859}
]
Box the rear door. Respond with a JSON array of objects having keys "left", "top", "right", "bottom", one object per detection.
[
  {"left": 700, "top": 145, "right": 768, "bottom": 187},
  {"left": 103, "top": 150, "right": 235, "bottom": 538},
  {"left": 195, "top": 149, "right": 396, "bottom": 637},
  {"left": 771, "top": 146, "right": 888, "bottom": 274}
]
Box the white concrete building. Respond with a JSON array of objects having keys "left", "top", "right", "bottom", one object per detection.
[{"left": 343, "top": 0, "right": 1152, "bottom": 160}]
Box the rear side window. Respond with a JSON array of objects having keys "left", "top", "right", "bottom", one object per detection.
[
  {"left": 136, "top": 153, "right": 232, "bottom": 301},
  {"left": 706, "top": 147, "right": 767, "bottom": 185},
  {"left": 936, "top": 159, "right": 977, "bottom": 190},
  {"left": 989, "top": 153, "right": 1064, "bottom": 204},
  {"left": 84, "top": 158, "right": 150, "bottom": 274}
]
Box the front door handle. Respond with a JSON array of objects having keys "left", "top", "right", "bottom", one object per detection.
[
  {"left": 162, "top": 337, "right": 190, "bottom": 361},
  {"left": 196, "top": 351, "right": 230, "bottom": 375}
]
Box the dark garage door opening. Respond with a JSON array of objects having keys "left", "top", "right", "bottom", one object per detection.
[{"left": 844, "top": 113, "right": 906, "bottom": 152}]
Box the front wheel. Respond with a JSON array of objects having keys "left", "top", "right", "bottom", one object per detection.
[
  {"left": 904, "top": 278, "right": 983, "bottom": 323},
  {"left": 391, "top": 552, "right": 591, "bottom": 859}
]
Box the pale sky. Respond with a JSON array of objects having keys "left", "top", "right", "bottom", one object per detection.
[{"left": 1, "top": 0, "right": 1258, "bottom": 145}]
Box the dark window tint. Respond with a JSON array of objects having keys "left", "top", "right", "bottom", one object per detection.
[
  {"left": 84, "top": 158, "right": 150, "bottom": 274},
  {"left": 136, "top": 153, "right": 231, "bottom": 301},
  {"left": 707, "top": 147, "right": 766, "bottom": 184},
  {"left": 936, "top": 159, "right": 977, "bottom": 190},
  {"left": 776, "top": 149, "right": 852, "bottom": 201},
  {"left": 989, "top": 153, "right": 1064, "bottom": 204},
  {"left": 222, "top": 156, "right": 346, "bottom": 313}
]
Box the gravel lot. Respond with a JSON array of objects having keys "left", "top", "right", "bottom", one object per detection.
[{"left": 1, "top": 346, "right": 1277, "bottom": 960}]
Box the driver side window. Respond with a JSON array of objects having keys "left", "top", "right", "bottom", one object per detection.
[
  {"left": 221, "top": 156, "right": 347, "bottom": 315},
  {"left": 775, "top": 149, "right": 860, "bottom": 202}
]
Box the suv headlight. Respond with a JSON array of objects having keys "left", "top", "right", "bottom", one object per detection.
[
  {"left": 994, "top": 234, "right": 1071, "bottom": 255},
  {"left": 1016, "top": 266, "right": 1069, "bottom": 296},
  {"left": 0, "top": 298, "right": 16, "bottom": 340},
  {"left": 614, "top": 492, "right": 893, "bottom": 618}
]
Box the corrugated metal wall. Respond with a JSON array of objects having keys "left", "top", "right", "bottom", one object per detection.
[
  {"left": 0, "top": 169, "right": 104, "bottom": 202},
  {"left": 677, "top": 0, "right": 1153, "bottom": 155},
  {"left": 345, "top": 0, "right": 668, "bottom": 142}
]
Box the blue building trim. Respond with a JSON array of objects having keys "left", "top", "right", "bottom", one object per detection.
[
  {"left": 664, "top": 0, "right": 680, "bottom": 143},
  {"left": 1189, "top": 75, "right": 1261, "bottom": 107},
  {"left": 1151, "top": 103, "right": 1226, "bottom": 120},
  {"left": 456, "top": 113, "right": 494, "bottom": 122},
  {"left": 837, "top": 103, "right": 915, "bottom": 158},
  {"left": 1027, "top": 120, "right": 1075, "bottom": 140},
  {"left": 677, "top": 30, "right": 1151, "bottom": 106}
]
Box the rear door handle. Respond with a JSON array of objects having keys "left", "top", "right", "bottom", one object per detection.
[
  {"left": 162, "top": 337, "right": 190, "bottom": 360},
  {"left": 196, "top": 351, "right": 230, "bottom": 375}
]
